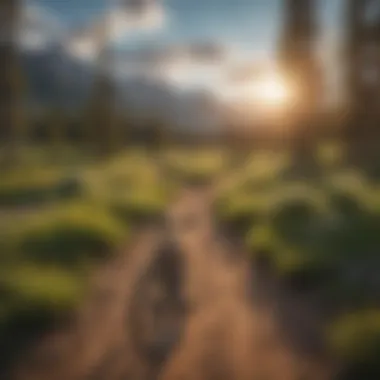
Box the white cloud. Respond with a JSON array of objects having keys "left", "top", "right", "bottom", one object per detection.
[
  {"left": 19, "top": 32, "right": 49, "bottom": 50},
  {"left": 17, "top": 2, "right": 64, "bottom": 51},
  {"left": 65, "top": 33, "right": 97, "bottom": 62},
  {"left": 112, "top": 42, "right": 231, "bottom": 86},
  {"left": 66, "top": 0, "right": 165, "bottom": 61},
  {"left": 158, "top": 61, "right": 226, "bottom": 91}
]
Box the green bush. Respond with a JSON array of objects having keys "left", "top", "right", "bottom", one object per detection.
[
  {"left": 163, "top": 149, "right": 227, "bottom": 185},
  {"left": 217, "top": 194, "right": 264, "bottom": 235},
  {"left": 110, "top": 196, "right": 165, "bottom": 224},
  {"left": 329, "top": 191, "right": 365, "bottom": 220},
  {"left": 328, "top": 310, "right": 380, "bottom": 378},
  {"left": 1, "top": 265, "right": 84, "bottom": 314},
  {"left": 269, "top": 195, "right": 323, "bottom": 246},
  {"left": 232, "top": 183, "right": 337, "bottom": 287},
  {"left": 217, "top": 147, "right": 380, "bottom": 376},
  {"left": 316, "top": 141, "right": 346, "bottom": 170},
  {"left": 247, "top": 224, "right": 328, "bottom": 285},
  {"left": 54, "top": 176, "right": 83, "bottom": 199},
  {"left": 0, "top": 265, "right": 85, "bottom": 348},
  {"left": 314, "top": 187, "right": 380, "bottom": 261},
  {"left": 13, "top": 203, "right": 126, "bottom": 266},
  {"left": 246, "top": 224, "right": 279, "bottom": 264},
  {"left": 0, "top": 147, "right": 179, "bottom": 350},
  {"left": 0, "top": 170, "right": 83, "bottom": 207}
]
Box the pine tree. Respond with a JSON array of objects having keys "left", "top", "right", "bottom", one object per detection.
[
  {"left": 345, "top": 0, "right": 380, "bottom": 148},
  {"left": 0, "top": 0, "right": 26, "bottom": 166},
  {"left": 278, "top": 0, "right": 321, "bottom": 165},
  {"left": 84, "top": 10, "right": 119, "bottom": 157},
  {"left": 86, "top": 63, "right": 118, "bottom": 156},
  {"left": 47, "top": 107, "right": 66, "bottom": 149},
  {"left": 50, "top": 42, "right": 69, "bottom": 150}
]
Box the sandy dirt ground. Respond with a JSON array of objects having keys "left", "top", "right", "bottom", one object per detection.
[{"left": 8, "top": 186, "right": 333, "bottom": 380}]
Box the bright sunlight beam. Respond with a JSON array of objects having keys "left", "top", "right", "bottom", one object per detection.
[
  {"left": 254, "top": 75, "right": 291, "bottom": 107},
  {"left": 220, "top": 71, "right": 294, "bottom": 112}
]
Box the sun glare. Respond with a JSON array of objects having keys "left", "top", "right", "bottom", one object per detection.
[
  {"left": 220, "top": 72, "right": 293, "bottom": 111},
  {"left": 255, "top": 75, "right": 291, "bottom": 107}
]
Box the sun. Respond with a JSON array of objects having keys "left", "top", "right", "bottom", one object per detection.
[
  {"left": 242, "top": 72, "right": 294, "bottom": 111},
  {"left": 220, "top": 71, "right": 293, "bottom": 111},
  {"left": 255, "top": 75, "right": 291, "bottom": 106}
]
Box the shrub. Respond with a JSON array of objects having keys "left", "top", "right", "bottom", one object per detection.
[
  {"left": 316, "top": 141, "right": 346, "bottom": 170},
  {"left": 0, "top": 170, "right": 83, "bottom": 207},
  {"left": 163, "top": 150, "right": 227, "bottom": 185},
  {"left": 317, "top": 190, "right": 380, "bottom": 262},
  {"left": 246, "top": 213, "right": 331, "bottom": 290},
  {"left": 14, "top": 203, "right": 126, "bottom": 266},
  {"left": 328, "top": 191, "right": 365, "bottom": 220},
  {"left": 217, "top": 195, "right": 264, "bottom": 236},
  {"left": 328, "top": 310, "right": 380, "bottom": 378},
  {"left": 2, "top": 265, "right": 84, "bottom": 313},
  {"left": 0, "top": 265, "right": 84, "bottom": 361},
  {"left": 110, "top": 196, "right": 165, "bottom": 224},
  {"left": 269, "top": 195, "right": 323, "bottom": 246},
  {"left": 54, "top": 176, "right": 83, "bottom": 199},
  {"left": 246, "top": 224, "right": 279, "bottom": 255}
]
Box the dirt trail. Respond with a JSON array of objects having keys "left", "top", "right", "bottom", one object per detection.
[
  {"left": 161, "top": 188, "right": 331, "bottom": 380},
  {"left": 9, "top": 186, "right": 332, "bottom": 380}
]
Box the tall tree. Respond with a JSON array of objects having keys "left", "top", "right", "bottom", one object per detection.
[
  {"left": 345, "top": 0, "right": 380, "bottom": 147},
  {"left": 49, "top": 42, "right": 69, "bottom": 149},
  {"left": 87, "top": 56, "right": 118, "bottom": 156},
  {"left": 0, "top": 0, "right": 25, "bottom": 166},
  {"left": 85, "top": 9, "right": 119, "bottom": 157},
  {"left": 278, "top": 0, "right": 321, "bottom": 159}
]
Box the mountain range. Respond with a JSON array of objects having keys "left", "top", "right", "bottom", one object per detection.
[{"left": 20, "top": 45, "right": 224, "bottom": 132}]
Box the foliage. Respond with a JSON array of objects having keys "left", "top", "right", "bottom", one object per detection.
[
  {"left": 0, "top": 147, "right": 175, "bottom": 339},
  {"left": 10, "top": 202, "right": 126, "bottom": 266},
  {"left": 0, "top": 265, "right": 85, "bottom": 318},
  {"left": 328, "top": 310, "right": 380, "bottom": 378},
  {"left": 163, "top": 148, "right": 229, "bottom": 184},
  {"left": 0, "top": 167, "right": 84, "bottom": 207},
  {"left": 217, "top": 146, "right": 380, "bottom": 374},
  {"left": 218, "top": 148, "right": 380, "bottom": 287}
]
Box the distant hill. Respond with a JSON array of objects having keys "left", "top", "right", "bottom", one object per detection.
[
  {"left": 21, "top": 46, "right": 93, "bottom": 108},
  {"left": 20, "top": 47, "right": 224, "bottom": 133}
]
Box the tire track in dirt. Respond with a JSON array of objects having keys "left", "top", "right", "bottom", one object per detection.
[
  {"left": 11, "top": 227, "right": 163, "bottom": 380},
  {"left": 159, "top": 187, "right": 331, "bottom": 380},
  {"left": 10, "top": 186, "right": 333, "bottom": 380}
]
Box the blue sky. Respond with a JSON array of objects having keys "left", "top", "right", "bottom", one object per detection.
[
  {"left": 26, "top": 0, "right": 344, "bottom": 105},
  {"left": 33, "top": 0, "right": 342, "bottom": 60},
  {"left": 21, "top": 0, "right": 345, "bottom": 129}
]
